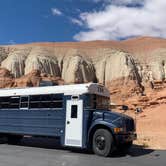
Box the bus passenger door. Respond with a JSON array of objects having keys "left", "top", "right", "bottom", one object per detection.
[{"left": 65, "top": 100, "right": 83, "bottom": 147}]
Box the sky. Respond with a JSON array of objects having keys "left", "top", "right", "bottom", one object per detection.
[{"left": 0, "top": 0, "right": 165, "bottom": 44}]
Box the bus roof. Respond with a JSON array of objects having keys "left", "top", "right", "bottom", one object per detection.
[{"left": 0, "top": 83, "right": 110, "bottom": 97}]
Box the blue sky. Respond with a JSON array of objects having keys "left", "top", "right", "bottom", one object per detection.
[
  {"left": 0, "top": 0, "right": 165, "bottom": 44},
  {"left": 0, "top": 0, "right": 103, "bottom": 44}
]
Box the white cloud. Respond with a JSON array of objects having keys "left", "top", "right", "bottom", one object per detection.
[
  {"left": 111, "top": 0, "right": 144, "bottom": 6},
  {"left": 51, "top": 8, "right": 62, "bottom": 16},
  {"left": 93, "top": 0, "right": 110, "bottom": 3},
  {"left": 93, "top": 0, "right": 144, "bottom": 6},
  {"left": 71, "top": 18, "right": 83, "bottom": 26},
  {"left": 74, "top": 0, "right": 166, "bottom": 41}
]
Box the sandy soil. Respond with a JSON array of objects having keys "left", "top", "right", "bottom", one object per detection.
[
  {"left": 121, "top": 103, "right": 166, "bottom": 150},
  {"left": 135, "top": 104, "right": 166, "bottom": 149}
]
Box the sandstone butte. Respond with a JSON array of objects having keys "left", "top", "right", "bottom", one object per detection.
[{"left": 0, "top": 36, "right": 166, "bottom": 149}]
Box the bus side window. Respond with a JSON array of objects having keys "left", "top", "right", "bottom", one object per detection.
[
  {"left": 71, "top": 105, "right": 78, "bottom": 118},
  {"left": 29, "top": 95, "right": 41, "bottom": 109},
  {"left": 40, "top": 95, "right": 52, "bottom": 108},
  {"left": 20, "top": 96, "right": 29, "bottom": 109},
  {"left": 0, "top": 97, "right": 10, "bottom": 109},
  {"left": 10, "top": 96, "right": 20, "bottom": 109},
  {"left": 51, "top": 94, "right": 63, "bottom": 109},
  {"left": 29, "top": 94, "right": 63, "bottom": 109}
]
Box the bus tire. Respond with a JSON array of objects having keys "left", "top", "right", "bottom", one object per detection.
[
  {"left": 92, "top": 129, "right": 114, "bottom": 157},
  {"left": 7, "top": 135, "right": 23, "bottom": 145}
]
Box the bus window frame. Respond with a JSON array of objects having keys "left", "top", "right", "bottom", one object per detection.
[
  {"left": 85, "top": 94, "right": 110, "bottom": 110},
  {"left": 19, "top": 96, "right": 29, "bottom": 110}
]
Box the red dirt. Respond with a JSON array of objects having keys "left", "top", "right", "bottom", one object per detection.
[
  {"left": 114, "top": 80, "right": 166, "bottom": 149},
  {"left": 6, "top": 36, "right": 166, "bottom": 57}
]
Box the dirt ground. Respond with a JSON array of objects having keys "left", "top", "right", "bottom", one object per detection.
[
  {"left": 135, "top": 104, "right": 166, "bottom": 149},
  {"left": 122, "top": 104, "right": 166, "bottom": 149},
  {"left": 110, "top": 79, "right": 166, "bottom": 150}
]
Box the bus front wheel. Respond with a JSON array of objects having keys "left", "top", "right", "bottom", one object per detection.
[{"left": 92, "top": 129, "right": 114, "bottom": 157}]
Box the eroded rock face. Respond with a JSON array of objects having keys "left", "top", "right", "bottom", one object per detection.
[
  {"left": 148, "top": 49, "right": 166, "bottom": 81},
  {"left": 1, "top": 48, "right": 31, "bottom": 77},
  {"left": 61, "top": 49, "right": 96, "bottom": 83},
  {"left": 0, "top": 47, "right": 11, "bottom": 63},
  {"left": 14, "top": 69, "right": 64, "bottom": 87},
  {"left": 0, "top": 68, "right": 64, "bottom": 88},
  {"left": 24, "top": 47, "right": 60, "bottom": 77},
  {"left": 0, "top": 37, "right": 166, "bottom": 88},
  {"left": 0, "top": 68, "right": 14, "bottom": 88},
  {"left": 0, "top": 47, "right": 61, "bottom": 78},
  {"left": 93, "top": 49, "right": 140, "bottom": 85}
]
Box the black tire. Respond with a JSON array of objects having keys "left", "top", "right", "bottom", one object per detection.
[
  {"left": 92, "top": 129, "right": 114, "bottom": 157},
  {"left": 7, "top": 135, "right": 23, "bottom": 145}
]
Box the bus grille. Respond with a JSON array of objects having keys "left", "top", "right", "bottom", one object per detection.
[{"left": 125, "top": 118, "right": 135, "bottom": 132}]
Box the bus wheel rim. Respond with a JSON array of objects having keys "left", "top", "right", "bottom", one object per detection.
[{"left": 95, "top": 136, "right": 106, "bottom": 150}]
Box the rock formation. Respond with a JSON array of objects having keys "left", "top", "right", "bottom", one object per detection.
[
  {"left": 1, "top": 48, "right": 30, "bottom": 77},
  {"left": 0, "top": 68, "right": 14, "bottom": 88},
  {"left": 0, "top": 68, "right": 64, "bottom": 88},
  {"left": 0, "top": 36, "right": 166, "bottom": 100},
  {"left": 61, "top": 49, "right": 96, "bottom": 83}
]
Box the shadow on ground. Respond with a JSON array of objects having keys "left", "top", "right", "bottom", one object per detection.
[
  {"left": 111, "top": 144, "right": 154, "bottom": 158},
  {"left": 128, "top": 145, "right": 154, "bottom": 157},
  {"left": 0, "top": 137, "right": 154, "bottom": 157}
]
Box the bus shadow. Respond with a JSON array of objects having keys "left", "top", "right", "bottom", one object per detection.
[
  {"left": 129, "top": 144, "right": 155, "bottom": 157},
  {"left": 19, "top": 137, "right": 93, "bottom": 154},
  {"left": 111, "top": 144, "right": 154, "bottom": 157},
  {"left": 69, "top": 144, "right": 155, "bottom": 157},
  {"left": 20, "top": 137, "right": 66, "bottom": 150},
  {"left": 0, "top": 137, "right": 154, "bottom": 157}
]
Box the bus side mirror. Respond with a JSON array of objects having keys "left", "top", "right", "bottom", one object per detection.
[{"left": 122, "top": 105, "right": 128, "bottom": 111}]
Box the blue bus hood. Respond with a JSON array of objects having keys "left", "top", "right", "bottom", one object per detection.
[
  {"left": 93, "top": 110, "right": 131, "bottom": 120},
  {"left": 92, "top": 110, "right": 135, "bottom": 130}
]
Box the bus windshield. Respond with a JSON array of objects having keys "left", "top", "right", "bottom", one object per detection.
[{"left": 85, "top": 94, "right": 110, "bottom": 110}]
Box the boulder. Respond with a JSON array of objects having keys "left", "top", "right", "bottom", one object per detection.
[
  {"left": 0, "top": 68, "right": 14, "bottom": 88},
  {"left": 14, "top": 69, "right": 64, "bottom": 87}
]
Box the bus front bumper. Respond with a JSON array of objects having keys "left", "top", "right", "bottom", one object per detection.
[{"left": 115, "top": 132, "right": 137, "bottom": 144}]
